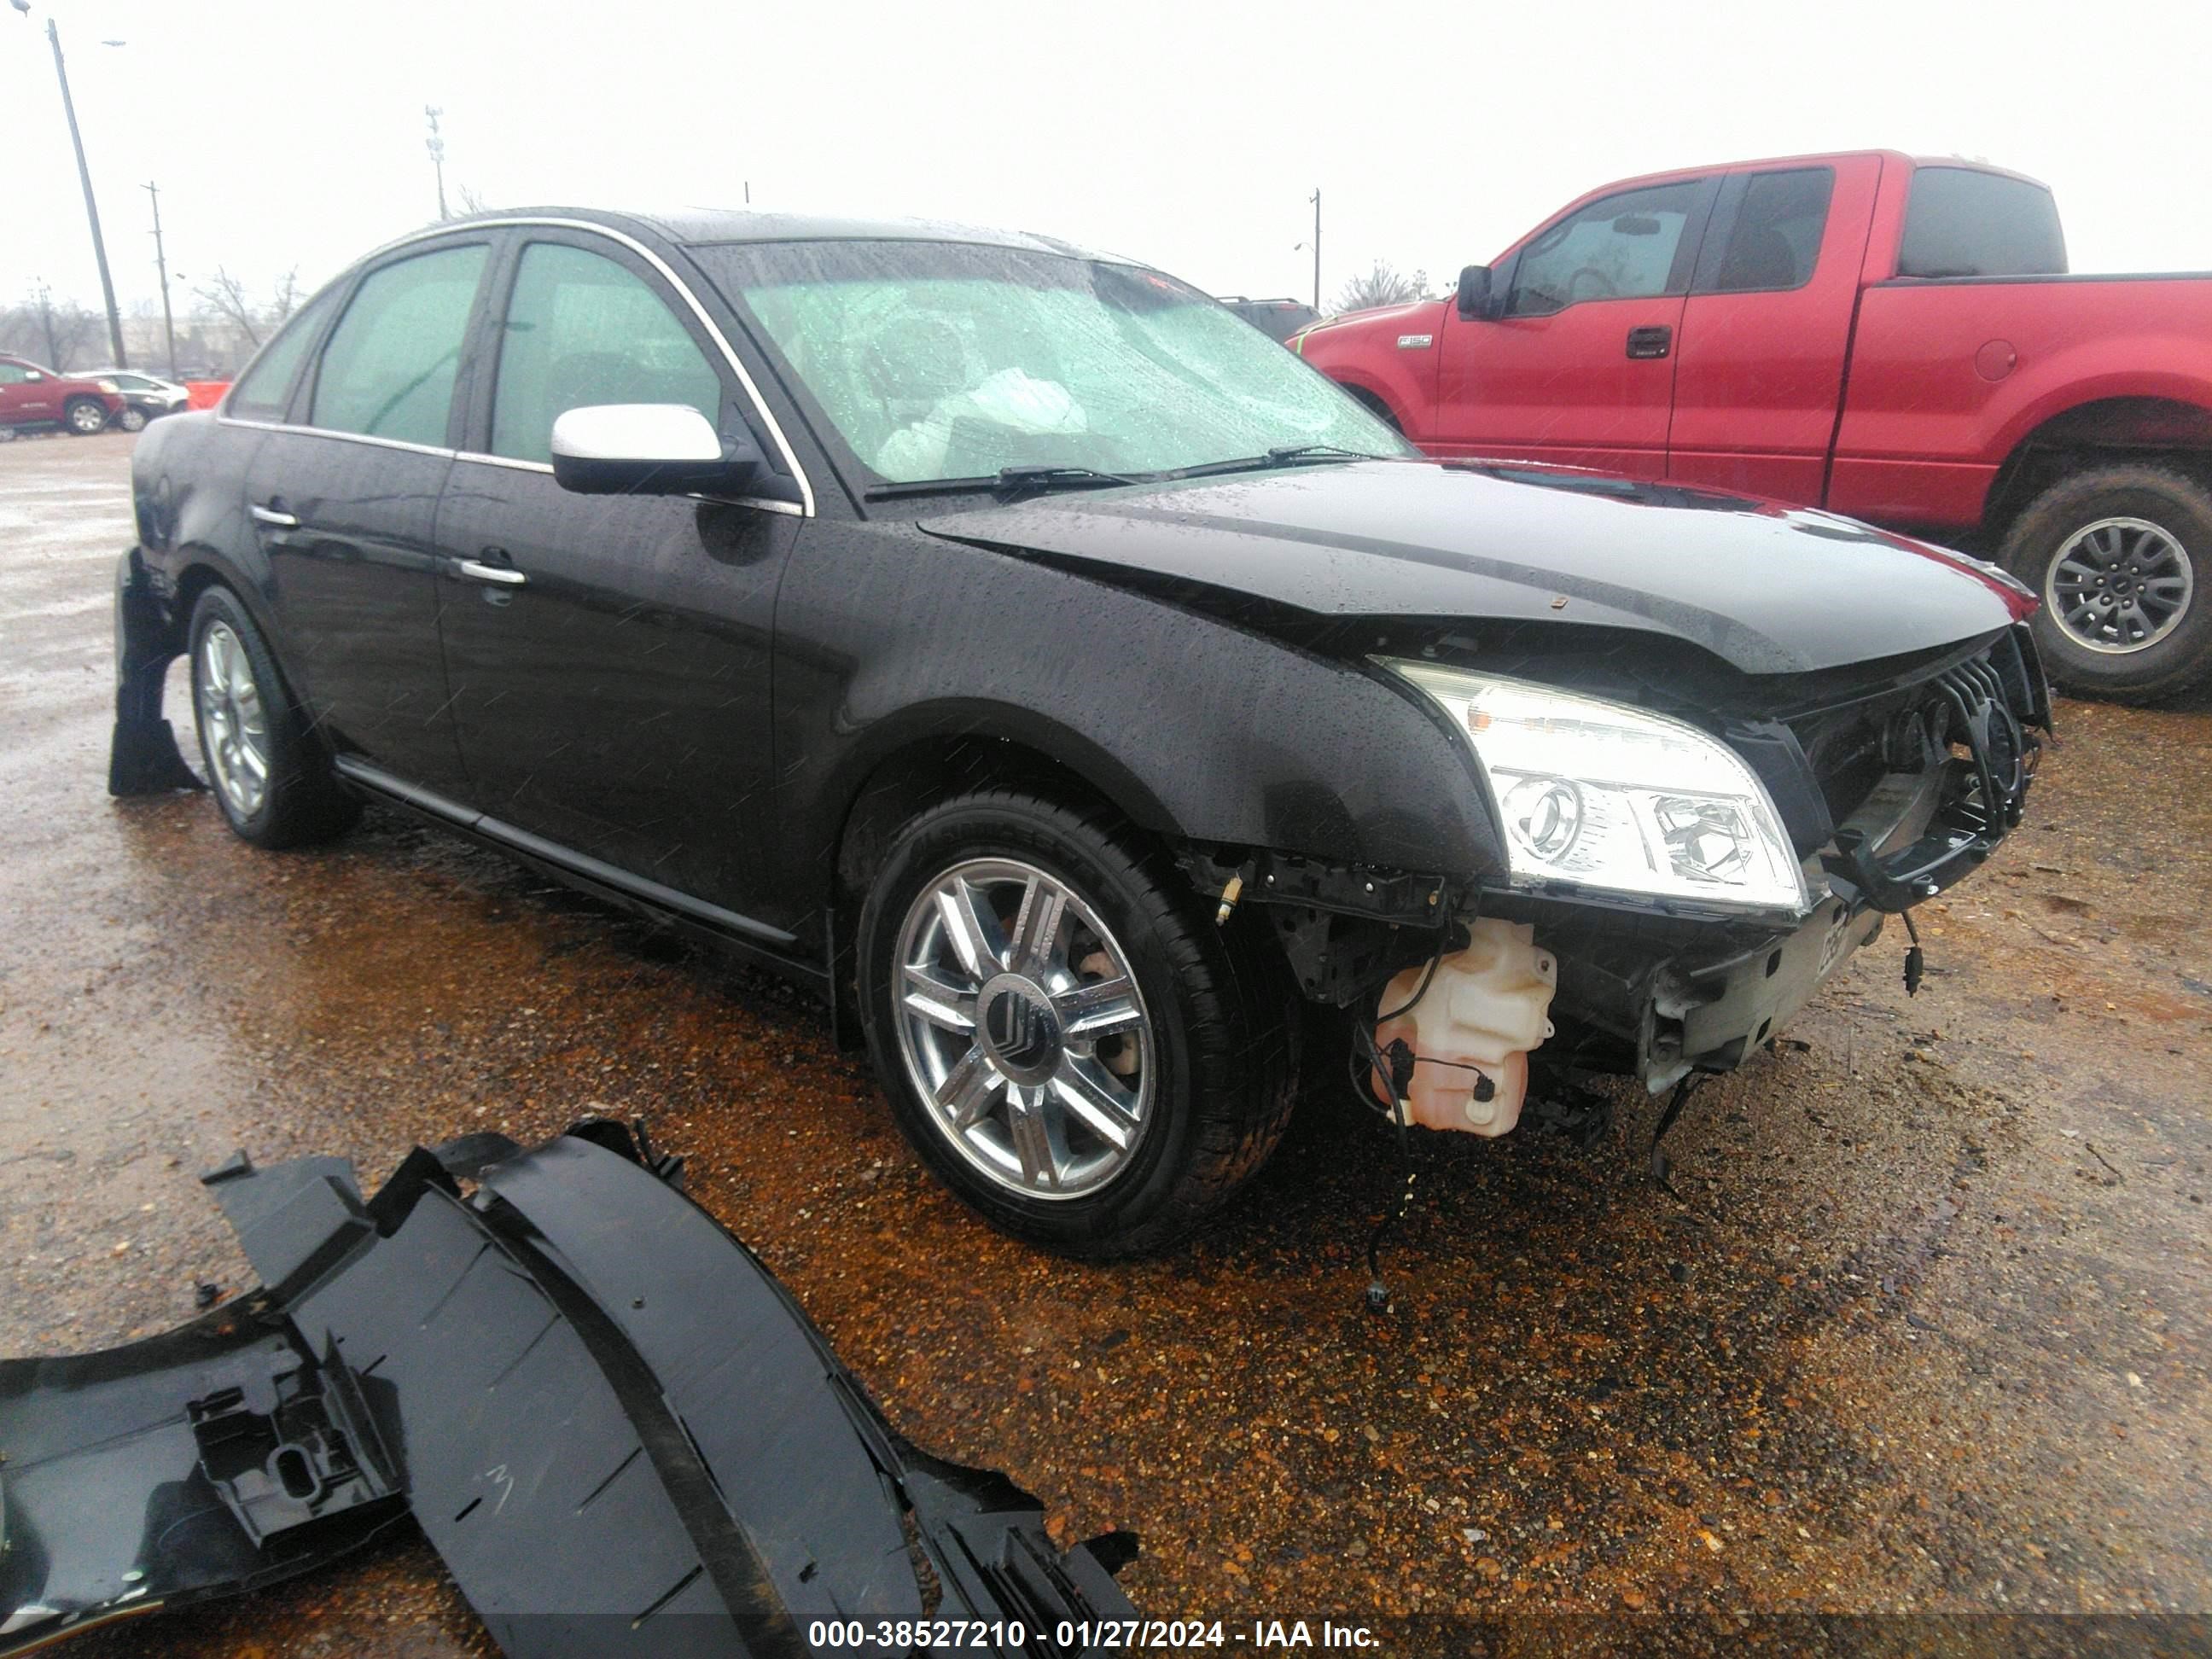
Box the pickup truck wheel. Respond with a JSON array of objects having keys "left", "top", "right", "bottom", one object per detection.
[
  {"left": 2000, "top": 466, "right": 2212, "bottom": 701},
  {"left": 64, "top": 398, "right": 109, "bottom": 436},
  {"left": 859, "top": 789, "right": 1296, "bottom": 1258},
  {"left": 187, "top": 587, "right": 360, "bottom": 849}
]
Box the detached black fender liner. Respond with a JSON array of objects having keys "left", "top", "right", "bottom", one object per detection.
[
  {"left": 0, "top": 1122, "right": 1138, "bottom": 1656},
  {"left": 108, "top": 547, "right": 201, "bottom": 798}
]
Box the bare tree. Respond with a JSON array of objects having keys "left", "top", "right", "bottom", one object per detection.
[
  {"left": 193, "top": 267, "right": 266, "bottom": 349},
  {"left": 268, "top": 267, "right": 302, "bottom": 326},
  {"left": 454, "top": 183, "right": 492, "bottom": 214},
  {"left": 1332, "top": 260, "right": 1432, "bottom": 315},
  {"left": 0, "top": 288, "right": 101, "bottom": 370}
]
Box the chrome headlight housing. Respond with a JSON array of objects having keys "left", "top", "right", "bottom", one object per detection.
[
  {"left": 1388, "top": 662, "right": 1809, "bottom": 915},
  {"left": 96, "top": 379, "right": 120, "bottom": 394}
]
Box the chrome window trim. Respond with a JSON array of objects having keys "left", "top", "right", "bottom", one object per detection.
[
  {"left": 455, "top": 451, "right": 554, "bottom": 474},
  {"left": 214, "top": 415, "right": 457, "bottom": 460},
  {"left": 348, "top": 215, "right": 817, "bottom": 516},
  {"left": 451, "top": 448, "right": 804, "bottom": 515}
]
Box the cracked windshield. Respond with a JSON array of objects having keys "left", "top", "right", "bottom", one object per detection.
[{"left": 701, "top": 241, "right": 1408, "bottom": 481}]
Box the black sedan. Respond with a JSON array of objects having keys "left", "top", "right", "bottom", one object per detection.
[{"left": 111, "top": 207, "right": 2046, "bottom": 1255}]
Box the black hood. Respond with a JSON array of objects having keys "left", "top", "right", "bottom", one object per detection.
[{"left": 920, "top": 461, "right": 2029, "bottom": 676}]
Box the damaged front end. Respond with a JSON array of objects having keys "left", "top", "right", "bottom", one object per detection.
[
  {"left": 1202, "top": 625, "right": 2048, "bottom": 1128},
  {"left": 0, "top": 1122, "right": 1138, "bottom": 1656}
]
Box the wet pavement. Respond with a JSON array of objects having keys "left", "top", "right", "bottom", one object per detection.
[{"left": 3, "top": 431, "right": 2209, "bottom": 1652}]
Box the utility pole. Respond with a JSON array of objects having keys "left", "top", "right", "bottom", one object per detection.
[
  {"left": 144, "top": 182, "right": 178, "bottom": 379},
  {"left": 33, "top": 280, "right": 61, "bottom": 371},
  {"left": 424, "top": 106, "right": 448, "bottom": 219},
  {"left": 44, "top": 17, "right": 128, "bottom": 368},
  {"left": 1308, "top": 188, "right": 1322, "bottom": 311}
]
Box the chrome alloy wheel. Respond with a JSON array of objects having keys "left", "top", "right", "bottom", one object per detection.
[
  {"left": 2047, "top": 515, "right": 2193, "bottom": 654},
  {"left": 892, "top": 857, "right": 1155, "bottom": 1200},
  {"left": 195, "top": 620, "right": 271, "bottom": 818},
  {"left": 67, "top": 400, "right": 108, "bottom": 434}
]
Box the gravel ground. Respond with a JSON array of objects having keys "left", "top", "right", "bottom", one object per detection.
[{"left": 3, "top": 432, "right": 2208, "bottom": 1653}]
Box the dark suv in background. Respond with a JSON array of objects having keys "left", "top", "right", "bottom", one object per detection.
[{"left": 1218, "top": 294, "right": 1321, "bottom": 342}]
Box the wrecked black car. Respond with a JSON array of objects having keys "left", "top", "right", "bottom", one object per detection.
[
  {"left": 110, "top": 209, "right": 2047, "bottom": 1256},
  {"left": 0, "top": 1121, "right": 1138, "bottom": 1654}
]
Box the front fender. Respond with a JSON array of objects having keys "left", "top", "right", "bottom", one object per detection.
[{"left": 773, "top": 527, "right": 1505, "bottom": 893}]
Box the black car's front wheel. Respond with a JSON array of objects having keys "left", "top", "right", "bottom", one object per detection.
[
  {"left": 115, "top": 405, "right": 148, "bottom": 433},
  {"left": 858, "top": 790, "right": 1295, "bottom": 1258},
  {"left": 187, "top": 586, "right": 359, "bottom": 848}
]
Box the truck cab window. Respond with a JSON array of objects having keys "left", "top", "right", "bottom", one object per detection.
[
  {"left": 1898, "top": 167, "right": 2067, "bottom": 278},
  {"left": 1705, "top": 168, "right": 1834, "bottom": 293},
  {"left": 1506, "top": 182, "right": 1702, "bottom": 317}
]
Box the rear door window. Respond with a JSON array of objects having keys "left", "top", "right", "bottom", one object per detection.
[
  {"left": 1506, "top": 182, "right": 1704, "bottom": 317},
  {"left": 1701, "top": 168, "right": 1835, "bottom": 293},
  {"left": 309, "top": 245, "right": 488, "bottom": 445},
  {"left": 488, "top": 242, "right": 721, "bottom": 465},
  {"left": 1897, "top": 168, "right": 2067, "bottom": 277},
  {"left": 226, "top": 287, "right": 340, "bottom": 422}
]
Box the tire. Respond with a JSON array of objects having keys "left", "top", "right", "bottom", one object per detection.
[
  {"left": 116, "top": 405, "right": 148, "bottom": 433},
  {"left": 64, "top": 398, "right": 108, "bottom": 436},
  {"left": 857, "top": 789, "right": 1297, "bottom": 1258},
  {"left": 186, "top": 586, "right": 360, "bottom": 848},
  {"left": 1999, "top": 465, "right": 2212, "bottom": 702}
]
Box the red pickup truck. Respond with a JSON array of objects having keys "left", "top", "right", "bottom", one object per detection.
[
  {"left": 0, "top": 354, "right": 126, "bottom": 439},
  {"left": 1294, "top": 151, "right": 2212, "bottom": 700}
]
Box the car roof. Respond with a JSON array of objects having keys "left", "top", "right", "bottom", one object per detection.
[{"left": 419, "top": 204, "right": 1132, "bottom": 264}]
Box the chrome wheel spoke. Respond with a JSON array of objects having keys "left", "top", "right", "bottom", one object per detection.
[
  {"left": 901, "top": 963, "right": 979, "bottom": 1033},
  {"left": 934, "top": 876, "right": 1007, "bottom": 981},
  {"left": 1049, "top": 1056, "right": 1138, "bottom": 1152},
  {"left": 201, "top": 633, "right": 230, "bottom": 696},
  {"left": 935, "top": 1045, "right": 1001, "bottom": 1129},
  {"left": 1056, "top": 974, "right": 1142, "bottom": 1039},
  {"left": 1004, "top": 1086, "right": 1061, "bottom": 1190},
  {"left": 1006, "top": 875, "right": 1069, "bottom": 975}
]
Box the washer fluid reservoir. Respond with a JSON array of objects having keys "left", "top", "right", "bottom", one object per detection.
[{"left": 1372, "top": 918, "right": 1556, "bottom": 1136}]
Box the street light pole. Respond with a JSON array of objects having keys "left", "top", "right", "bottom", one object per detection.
[
  {"left": 1308, "top": 188, "right": 1322, "bottom": 312},
  {"left": 44, "top": 17, "right": 128, "bottom": 368},
  {"left": 425, "top": 106, "right": 448, "bottom": 219},
  {"left": 144, "top": 182, "right": 178, "bottom": 379}
]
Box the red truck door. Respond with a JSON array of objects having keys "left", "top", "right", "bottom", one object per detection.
[
  {"left": 1666, "top": 157, "right": 1882, "bottom": 502},
  {"left": 1430, "top": 178, "right": 1714, "bottom": 479},
  {"left": 0, "top": 359, "right": 59, "bottom": 425}
]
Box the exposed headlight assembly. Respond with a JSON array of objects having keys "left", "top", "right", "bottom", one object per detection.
[
  {"left": 96, "top": 379, "right": 120, "bottom": 394},
  {"left": 1388, "top": 662, "right": 1808, "bottom": 916}
]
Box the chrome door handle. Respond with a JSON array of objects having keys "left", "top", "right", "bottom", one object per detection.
[
  {"left": 456, "top": 559, "right": 526, "bottom": 587},
  {"left": 249, "top": 503, "right": 299, "bottom": 528}
]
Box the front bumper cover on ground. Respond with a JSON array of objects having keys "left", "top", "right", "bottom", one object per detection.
[{"left": 0, "top": 1121, "right": 1138, "bottom": 1656}]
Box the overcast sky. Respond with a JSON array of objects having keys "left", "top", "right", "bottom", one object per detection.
[{"left": 5, "top": 0, "right": 2209, "bottom": 326}]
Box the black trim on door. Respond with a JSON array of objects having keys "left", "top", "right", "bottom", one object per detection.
[{"left": 333, "top": 755, "right": 808, "bottom": 958}]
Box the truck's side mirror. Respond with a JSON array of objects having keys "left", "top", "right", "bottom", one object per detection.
[{"left": 1456, "top": 265, "right": 1496, "bottom": 321}]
